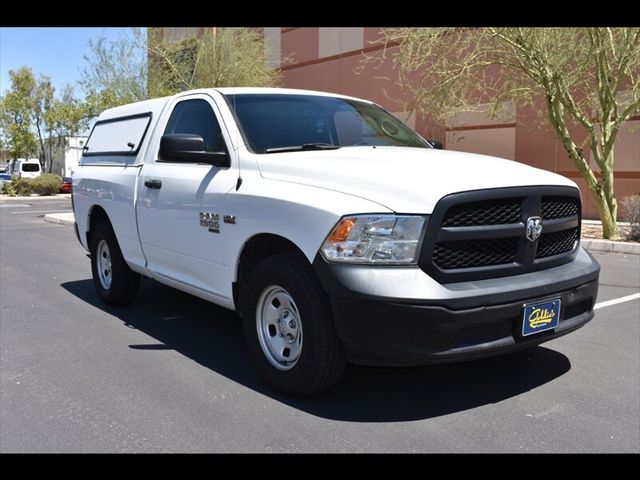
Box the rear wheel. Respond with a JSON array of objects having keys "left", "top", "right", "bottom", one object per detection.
[
  {"left": 90, "top": 221, "right": 140, "bottom": 306},
  {"left": 242, "top": 254, "right": 347, "bottom": 396}
]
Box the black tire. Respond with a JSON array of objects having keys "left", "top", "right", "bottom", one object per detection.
[
  {"left": 242, "top": 253, "right": 347, "bottom": 396},
  {"left": 90, "top": 221, "right": 140, "bottom": 306}
]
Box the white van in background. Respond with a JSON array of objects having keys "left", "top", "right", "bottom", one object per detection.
[{"left": 12, "top": 158, "right": 42, "bottom": 179}]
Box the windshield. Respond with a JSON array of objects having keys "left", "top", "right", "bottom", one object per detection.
[{"left": 224, "top": 94, "right": 430, "bottom": 154}]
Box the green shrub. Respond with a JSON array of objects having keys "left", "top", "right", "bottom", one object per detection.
[
  {"left": 0, "top": 180, "right": 16, "bottom": 196},
  {"left": 1, "top": 177, "right": 33, "bottom": 196},
  {"left": 30, "top": 174, "right": 62, "bottom": 196},
  {"left": 621, "top": 194, "right": 640, "bottom": 242}
]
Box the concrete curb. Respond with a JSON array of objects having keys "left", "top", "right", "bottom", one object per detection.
[
  {"left": 43, "top": 212, "right": 75, "bottom": 226},
  {"left": 0, "top": 194, "right": 71, "bottom": 202},
  {"left": 582, "top": 239, "right": 640, "bottom": 255}
]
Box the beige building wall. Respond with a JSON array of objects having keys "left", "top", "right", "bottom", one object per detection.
[
  {"left": 263, "top": 27, "right": 281, "bottom": 68},
  {"left": 444, "top": 102, "right": 517, "bottom": 160},
  {"left": 160, "top": 27, "right": 202, "bottom": 43},
  {"left": 613, "top": 120, "right": 640, "bottom": 173},
  {"left": 158, "top": 27, "right": 639, "bottom": 220},
  {"left": 446, "top": 128, "right": 517, "bottom": 161},
  {"left": 318, "top": 28, "right": 364, "bottom": 58},
  {"left": 276, "top": 27, "right": 639, "bottom": 219}
]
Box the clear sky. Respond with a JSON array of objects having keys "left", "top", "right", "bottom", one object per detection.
[{"left": 0, "top": 27, "right": 134, "bottom": 97}]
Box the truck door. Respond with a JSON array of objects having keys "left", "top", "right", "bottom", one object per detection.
[{"left": 136, "top": 94, "right": 237, "bottom": 301}]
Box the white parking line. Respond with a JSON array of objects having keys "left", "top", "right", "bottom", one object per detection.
[
  {"left": 10, "top": 210, "right": 72, "bottom": 215},
  {"left": 594, "top": 293, "right": 640, "bottom": 310}
]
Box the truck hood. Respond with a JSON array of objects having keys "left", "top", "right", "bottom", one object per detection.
[{"left": 256, "top": 146, "right": 577, "bottom": 213}]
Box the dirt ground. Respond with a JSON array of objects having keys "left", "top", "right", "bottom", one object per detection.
[{"left": 581, "top": 223, "right": 636, "bottom": 241}]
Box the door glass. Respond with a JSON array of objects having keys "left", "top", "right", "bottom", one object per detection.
[{"left": 164, "top": 99, "right": 226, "bottom": 153}]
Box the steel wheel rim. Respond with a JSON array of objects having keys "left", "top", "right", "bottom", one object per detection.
[
  {"left": 256, "top": 285, "right": 303, "bottom": 371},
  {"left": 96, "top": 239, "right": 112, "bottom": 290}
]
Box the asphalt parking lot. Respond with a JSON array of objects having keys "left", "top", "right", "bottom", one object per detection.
[{"left": 1, "top": 197, "right": 638, "bottom": 453}]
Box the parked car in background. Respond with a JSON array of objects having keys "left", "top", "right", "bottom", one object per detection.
[
  {"left": 0, "top": 172, "right": 11, "bottom": 189},
  {"left": 11, "top": 158, "right": 42, "bottom": 179},
  {"left": 60, "top": 177, "right": 72, "bottom": 194}
]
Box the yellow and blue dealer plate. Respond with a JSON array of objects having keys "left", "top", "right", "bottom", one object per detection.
[{"left": 522, "top": 298, "right": 561, "bottom": 336}]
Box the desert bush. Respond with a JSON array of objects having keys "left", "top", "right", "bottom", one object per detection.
[
  {"left": 0, "top": 180, "right": 16, "bottom": 196},
  {"left": 1, "top": 178, "right": 33, "bottom": 196},
  {"left": 30, "top": 174, "right": 62, "bottom": 196},
  {"left": 621, "top": 194, "right": 640, "bottom": 242}
]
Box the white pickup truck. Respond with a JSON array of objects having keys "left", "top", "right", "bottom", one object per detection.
[{"left": 73, "top": 87, "right": 600, "bottom": 396}]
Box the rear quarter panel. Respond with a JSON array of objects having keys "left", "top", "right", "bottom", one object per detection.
[{"left": 73, "top": 164, "right": 147, "bottom": 272}]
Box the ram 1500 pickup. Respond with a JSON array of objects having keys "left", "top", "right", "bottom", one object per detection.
[{"left": 73, "top": 88, "right": 600, "bottom": 396}]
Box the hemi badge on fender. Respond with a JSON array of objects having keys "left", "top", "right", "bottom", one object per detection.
[{"left": 223, "top": 215, "right": 237, "bottom": 225}]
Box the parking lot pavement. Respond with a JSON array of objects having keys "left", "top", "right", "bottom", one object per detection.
[{"left": 0, "top": 206, "right": 638, "bottom": 453}]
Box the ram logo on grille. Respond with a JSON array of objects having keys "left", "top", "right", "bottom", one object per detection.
[{"left": 526, "top": 216, "right": 543, "bottom": 242}]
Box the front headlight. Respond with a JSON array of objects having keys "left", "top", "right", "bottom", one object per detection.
[{"left": 320, "top": 214, "right": 428, "bottom": 264}]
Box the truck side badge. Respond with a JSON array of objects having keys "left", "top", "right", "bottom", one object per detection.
[
  {"left": 223, "top": 215, "right": 237, "bottom": 225},
  {"left": 200, "top": 212, "right": 220, "bottom": 233}
]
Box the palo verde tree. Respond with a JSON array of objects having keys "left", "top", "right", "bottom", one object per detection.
[
  {"left": 80, "top": 28, "right": 281, "bottom": 113},
  {"left": 80, "top": 30, "right": 148, "bottom": 108},
  {"left": 374, "top": 28, "right": 640, "bottom": 239},
  {"left": 147, "top": 27, "right": 281, "bottom": 96}
]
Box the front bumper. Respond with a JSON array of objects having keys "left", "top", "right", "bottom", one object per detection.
[{"left": 313, "top": 247, "right": 600, "bottom": 366}]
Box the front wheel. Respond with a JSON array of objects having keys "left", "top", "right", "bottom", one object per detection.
[
  {"left": 90, "top": 221, "right": 140, "bottom": 306},
  {"left": 242, "top": 254, "right": 347, "bottom": 396}
]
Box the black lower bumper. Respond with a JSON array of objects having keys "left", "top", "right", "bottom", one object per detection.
[{"left": 313, "top": 248, "right": 600, "bottom": 366}]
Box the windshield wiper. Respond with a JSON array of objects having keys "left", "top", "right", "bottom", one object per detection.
[{"left": 264, "top": 143, "right": 341, "bottom": 154}]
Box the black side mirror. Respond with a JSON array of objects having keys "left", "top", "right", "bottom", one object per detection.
[
  {"left": 159, "top": 134, "right": 230, "bottom": 167},
  {"left": 427, "top": 139, "right": 443, "bottom": 149}
]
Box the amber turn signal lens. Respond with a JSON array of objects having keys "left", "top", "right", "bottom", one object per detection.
[{"left": 328, "top": 218, "right": 356, "bottom": 242}]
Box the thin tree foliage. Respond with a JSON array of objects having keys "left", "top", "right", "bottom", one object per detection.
[
  {"left": 369, "top": 28, "right": 640, "bottom": 239},
  {"left": 80, "top": 28, "right": 281, "bottom": 109},
  {"left": 2, "top": 28, "right": 279, "bottom": 170},
  {"left": 0, "top": 66, "right": 86, "bottom": 170},
  {"left": 0, "top": 67, "right": 38, "bottom": 160},
  {"left": 148, "top": 27, "right": 282, "bottom": 96},
  {"left": 80, "top": 31, "right": 148, "bottom": 105}
]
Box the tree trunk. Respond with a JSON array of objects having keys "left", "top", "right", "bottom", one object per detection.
[
  {"left": 48, "top": 139, "right": 53, "bottom": 173},
  {"left": 588, "top": 185, "right": 618, "bottom": 239},
  {"left": 590, "top": 149, "right": 618, "bottom": 239},
  {"left": 35, "top": 118, "right": 46, "bottom": 170},
  {"left": 545, "top": 96, "right": 619, "bottom": 240}
]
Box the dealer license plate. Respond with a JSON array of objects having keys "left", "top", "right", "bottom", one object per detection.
[{"left": 522, "top": 298, "right": 561, "bottom": 336}]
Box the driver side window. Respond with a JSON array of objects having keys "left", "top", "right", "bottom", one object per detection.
[{"left": 164, "top": 99, "right": 227, "bottom": 153}]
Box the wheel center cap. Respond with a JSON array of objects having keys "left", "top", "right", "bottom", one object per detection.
[{"left": 278, "top": 310, "right": 297, "bottom": 338}]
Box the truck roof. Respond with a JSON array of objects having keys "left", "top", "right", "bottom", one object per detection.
[
  {"left": 96, "top": 87, "right": 373, "bottom": 122},
  {"left": 215, "top": 87, "right": 372, "bottom": 104}
]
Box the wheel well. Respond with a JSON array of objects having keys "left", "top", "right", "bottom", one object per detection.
[
  {"left": 87, "top": 205, "right": 110, "bottom": 248},
  {"left": 234, "top": 234, "right": 308, "bottom": 314}
]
